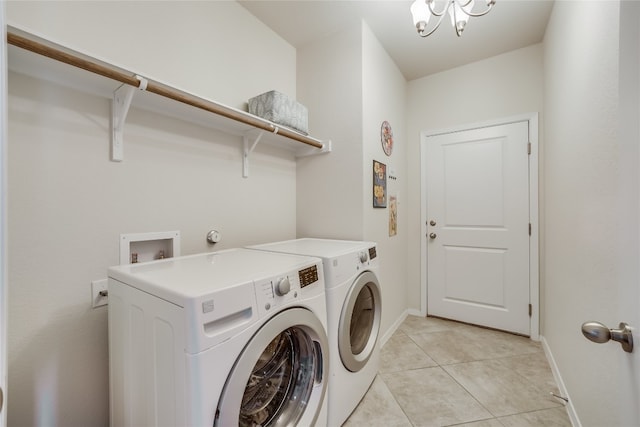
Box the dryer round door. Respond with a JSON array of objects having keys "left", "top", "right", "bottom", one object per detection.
[
  {"left": 338, "top": 270, "right": 382, "bottom": 372},
  {"left": 215, "top": 307, "right": 329, "bottom": 427}
]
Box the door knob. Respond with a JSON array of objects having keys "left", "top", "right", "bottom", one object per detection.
[
  {"left": 429, "top": 233, "right": 437, "bottom": 239},
  {"left": 430, "top": 220, "right": 436, "bottom": 226},
  {"left": 581, "top": 321, "right": 634, "bottom": 353}
]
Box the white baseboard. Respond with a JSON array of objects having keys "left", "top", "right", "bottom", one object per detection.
[
  {"left": 381, "top": 309, "right": 409, "bottom": 346},
  {"left": 540, "top": 336, "right": 581, "bottom": 427},
  {"left": 407, "top": 308, "right": 424, "bottom": 317}
]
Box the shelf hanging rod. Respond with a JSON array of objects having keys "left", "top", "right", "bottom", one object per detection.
[{"left": 6, "top": 30, "right": 323, "bottom": 149}]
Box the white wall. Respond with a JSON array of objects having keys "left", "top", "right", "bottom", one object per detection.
[
  {"left": 361, "top": 23, "right": 409, "bottom": 336},
  {"left": 296, "top": 25, "right": 364, "bottom": 240},
  {"left": 7, "top": 1, "right": 296, "bottom": 110},
  {"left": 406, "top": 44, "right": 544, "bottom": 314},
  {"left": 297, "top": 21, "right": 409, "bottom": 337},
  {"left": 543, "top": 1, "right": 640, "bottom": 425},
  {"left": 6, "top": 2, "right": 298, "bottom": 425}
]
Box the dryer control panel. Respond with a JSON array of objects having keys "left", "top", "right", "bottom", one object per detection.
[{"left": 368, "top": 246, "right": 377, "bottom": 260}]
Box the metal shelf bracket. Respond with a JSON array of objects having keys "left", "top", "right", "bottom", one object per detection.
[
  {"left": 243, "top": 130, "right": 331, "bottom": 178},
  {"left": 243, "top": 131, "right": 265, "bottom": 178},
  {"left": 111, "top": 75, "right": 148, "bottom": 161}
]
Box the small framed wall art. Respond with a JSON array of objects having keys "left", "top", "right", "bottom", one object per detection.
[
  {"left": 373, "top": 160, "right": 387, "bottom": 208},
  {"left": 389, "top": 196, "right": 397, "bottom": 236},
  {"left": 380, "top": 120, "right": 393, "bottom": 156}
]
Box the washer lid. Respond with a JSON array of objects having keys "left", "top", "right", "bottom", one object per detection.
[
  {"left": 108, "top": 248, "right": 321, "bottom": 306},
  {"left": 249, "top": 238, "right": 376, "bottom": 259}
]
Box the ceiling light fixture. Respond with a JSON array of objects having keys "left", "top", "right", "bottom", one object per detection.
[{"left": 410, "top": 0, "right": 496, "bottom": 37}]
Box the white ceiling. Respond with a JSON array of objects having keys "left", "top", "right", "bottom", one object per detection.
[{"left": 238, "top": 0, "right": 555, "bottom": 81}]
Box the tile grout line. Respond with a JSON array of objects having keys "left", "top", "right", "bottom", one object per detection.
[
  {"left": 374, "top": 374, "right": 419, "bottom": 427},
  {"left": 399, "top": 320, "right": 557, "bottom": 424},
  {"left": 439, "top": 362, "right": 502, "bottom": 422},
  {"left": 373, "top": 318, "right": 571, "bottom": 426},
  {"left": 401, "top": 325, "right": 502, "bottom": 424},
  {"left": 491, "top": 353, "right": 566, "bottom": 411}
]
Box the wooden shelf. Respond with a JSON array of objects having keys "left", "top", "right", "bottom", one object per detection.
[{"left": 6, "top": 26, "right": 330, "bottom": 176}]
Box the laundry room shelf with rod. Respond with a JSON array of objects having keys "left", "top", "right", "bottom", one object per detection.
[{"left": 6, "top": 26, "right": 331, "bottom": 177}]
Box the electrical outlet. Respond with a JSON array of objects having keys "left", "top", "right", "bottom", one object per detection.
[{"left": 91, "top": 279, "right": 108, "bottom": 308}]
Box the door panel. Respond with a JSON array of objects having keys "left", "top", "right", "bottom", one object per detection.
[
  {"left": 426, "top": 121, "right": 530, "bottom": 335},
  {"left": 444, "top": 246, "right": 506, "bottom": 307},
  {"left": 443, "top": 138, "right": 505, "bottom": 226}
]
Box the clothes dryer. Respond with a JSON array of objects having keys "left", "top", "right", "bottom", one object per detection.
[
  {"left": 248, "top": 238, "right": 382, "bottom": 426},
  {"left": 108, "top": 248, "right": 329, "bottom": 427}
]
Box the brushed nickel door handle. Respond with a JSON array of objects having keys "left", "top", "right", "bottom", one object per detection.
[
  {"left": 581, "top": 321, "right": 634, "bottom": 353},
  {"left": 429, "top": 233, "right": 437, "bottom": 239}
]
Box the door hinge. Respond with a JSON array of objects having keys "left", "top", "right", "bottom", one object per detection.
[
  {"left": 528, "top": 223, "right": 532, "bottom": 236},
  {"left": 527, "top": 142, "right": 532, "bottom": 155},
  {"left": 528, "top": 304, "right": 532, "bottom": 317}
]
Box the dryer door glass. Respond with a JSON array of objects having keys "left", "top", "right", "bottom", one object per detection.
[
  {"left": 350, "top": 285, "right": 375, "bottom": 355},
  {"left": 216, "top": 307, "right": 329, "bottom": 427},
  {"left": 338, "top": 271, "right": 382, "bottom": 372}
]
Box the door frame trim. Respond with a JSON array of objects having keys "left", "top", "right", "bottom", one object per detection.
[
  {"left": 1, "top": 3, "right": 7, "bottom": 424},
  {"left": 419, "top": 113, "right": 539, "bottom": 340}
]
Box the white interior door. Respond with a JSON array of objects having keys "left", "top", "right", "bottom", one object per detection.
[
  {"left": 0, "top": 2, "right": 8, "bottom": 425},
  {"left": 425, "top": 121, "right": 531, "bottom": 335}
]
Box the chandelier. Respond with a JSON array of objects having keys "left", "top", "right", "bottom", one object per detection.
[{"left": 410, "top": 0, "right": 496, "bottom": 37}]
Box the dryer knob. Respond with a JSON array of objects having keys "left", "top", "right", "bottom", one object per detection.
[
  {"left": 359, "top": 251, "right": 368, "bottom": 263},
  {"left": 275, "top": 277, "right": 291, "bottom": 296}
]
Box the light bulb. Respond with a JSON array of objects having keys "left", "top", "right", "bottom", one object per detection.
[
  {"left": 410, "top": 0, "right": 430, "bottom": 33},
  {"left": 449, "top": 0, "right": 475, "bottom": 34}
]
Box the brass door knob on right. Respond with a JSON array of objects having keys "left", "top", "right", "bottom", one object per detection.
[{"left": 429, "top": 233, "right": 437, "bottom": 239}]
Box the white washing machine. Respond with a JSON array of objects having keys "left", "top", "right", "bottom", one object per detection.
[
  {"left": 107, "top": 248, "right": 329, "bottom": 427},
  {"left": 248, "top": 238, "right": 382, "bottom": 426}
]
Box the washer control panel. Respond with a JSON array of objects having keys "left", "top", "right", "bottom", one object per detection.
[
  {"left": 255, "top": 263, "right": 321, "bottom": 316},
  {"left": 274, "top": 276, "right": 291, "bottom": 296},
  {"left": 298, "top": 265, "right": 319, "bottom": 288}
]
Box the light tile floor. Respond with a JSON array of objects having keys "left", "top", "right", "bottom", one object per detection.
[{"left": 343, "top": 315, "right": 572, "bottom": 427}]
